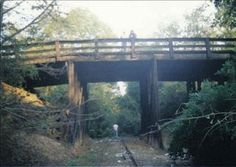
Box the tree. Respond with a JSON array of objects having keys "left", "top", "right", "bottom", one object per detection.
[
  {"left": 86, "top": 82, "right": 141, "bottom": 138},
  {"left": 211, "top": 0, "right": 236, "bottom": 37},
  {"left": 87, "top": 83, "right": 120, "bottom": 138},
  {"left": 40, "top": 8, "right": 114, "bottom": 40},
  {"left": 213, "top": 0, "right": 236, "bottom": 29},
  {"left": 1, "top": 0, "right": 57, "bottom": 44},
  {"left": 115, "top": 82, "right": 141, "bottom": 136},
  {"left": 0, "top": 1, "right": 60, "bottom": 165},
  {"left": 183, "top": 4, "right": 216, "bottom": 37},
  {"left": 0, "top": 0, "right": 57, "bottom": 86},
  {"left": 154, "top": 4, "right": 219, "bottom": 38},
  {"left": 154, "top": 21, "right": 183, "bottom": 38}
]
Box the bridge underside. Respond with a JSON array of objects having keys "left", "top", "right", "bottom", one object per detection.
[{"left": 26, "top": 59, "right": 226, "bottom": 87}]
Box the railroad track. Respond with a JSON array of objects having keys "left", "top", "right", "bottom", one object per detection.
[
  {"left": 78, "top": 137, "right": 173, "bottom": 166},
  {"left": 119, "top": 138, "right": 139, "bottom": 167}
]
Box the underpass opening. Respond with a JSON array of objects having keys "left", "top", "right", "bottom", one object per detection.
[{"left": 86, "top": 81, "right": 141, "bottom": 139}]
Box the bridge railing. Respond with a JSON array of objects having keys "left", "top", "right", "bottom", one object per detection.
[{"left": 1, "top": 38, "right": 236, "bottom": 61}]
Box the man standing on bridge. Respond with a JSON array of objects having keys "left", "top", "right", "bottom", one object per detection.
[{"left": 113, "top": 124, "right": 119, "bottom": 138}]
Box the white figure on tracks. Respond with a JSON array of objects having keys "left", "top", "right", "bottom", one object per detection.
[{"left": 113, "top": 124, "right": 119, "bottom": 138}]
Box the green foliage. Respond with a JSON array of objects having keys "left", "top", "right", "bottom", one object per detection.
[
  {"left": 169, "top": 60, "right": 236, "bottom": 165},
  {"left": 216, "top": 60, "right": 236, "bottom": 81},
  {"left": 36, "top": 85, "right": 69, "bottom": 106},
  {"left": 159, "top": 82, "right": 187, "bottom": 119},
  {"left": 183, "top": 4, "right": 216, "bottom": 37},
  {"left": 67, "top": 149, "right": 97, "bottom": 166},
  {"left": 0, "top": 1, "right": 57, "bottom": 87},
  {"left": 213, "top": 0, "right": 236, "bottom": 29},
  {"left": 116, "top": 83, "right": 141, "bottom": 136},
  {"left": 154, "top": 21, "right": 182, "bottom": 37},
  {"left": 1, "top": 32, "right": 38, "bottom": 87},
  {"left": 153, "top": 3, "right": 236, "bottom": 38},
  {"left": 87, "top": 83, "right": 120, "bottom": 138},
  {"left": 0, "top": 59, "right": 38, "bottom": 87},
  {"left": 2, "top": 1, "right": 57, "bottom": 44},
  {"left": 87, "top": 82, "right": 141, "bottom": 138},
  {"left": 154, "top": 4, "right": 217, "bottom": 38}
]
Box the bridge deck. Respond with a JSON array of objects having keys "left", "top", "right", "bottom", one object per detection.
[{"left": 2, "top": 38, "right": 236, "bottom": 64}]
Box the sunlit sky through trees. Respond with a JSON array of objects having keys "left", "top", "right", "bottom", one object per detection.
[{"left": 58, "top": 1, "right": 215, "bottom": 38}]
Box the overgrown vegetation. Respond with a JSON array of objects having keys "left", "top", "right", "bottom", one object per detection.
[
  {"left": 164, "top": 1, "right": 236, "bottom": 165},
  {"left": 0, "top": 85, "right": 72, "bottom": 165},
  {"left": 87, "top": 82, "right": 141, "bottom": 138},
  {"left": 168, "top": 60, "right": 236, "bottom": 165},
  {"left": 159, "top": 82, "right": 187, "bottom": 119}
]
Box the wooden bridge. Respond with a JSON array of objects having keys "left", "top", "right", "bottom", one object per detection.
[
  {"left": 2, "top": 37, "right": 236, "bottom": 63},
  {"left": 2, "top": 37, "right": 236, "bottom": 147}
]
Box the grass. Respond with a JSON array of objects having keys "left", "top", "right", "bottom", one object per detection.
[{"left": 66, "top": 149, "right": 97, "bottom": 166}]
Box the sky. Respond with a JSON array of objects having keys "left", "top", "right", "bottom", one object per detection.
[{"left": 58, "top": 0, "right": 215, "bottom": 38}]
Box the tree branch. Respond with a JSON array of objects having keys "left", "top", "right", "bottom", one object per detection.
[
  {"left": 2, "top": 0, "right": 56, "bottom": 44},
  {"left": 199, "top": 114, "right": 232, "bottom": 147},
  {"left": 159, "top": 111, "right": 235, "bottom": 130},
  {"left": 2, "top": 0, "right": 25, "bottom": 15}
]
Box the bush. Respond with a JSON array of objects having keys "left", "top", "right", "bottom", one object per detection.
[
  {"left": 159, "top": 82, "right": 187, "bottom": 119},
  {"left": 168, "top": 60, "right": 236, "bottom": 165}
]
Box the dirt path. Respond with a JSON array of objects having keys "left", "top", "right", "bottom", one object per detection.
[{"left": 67, "top": 137, "right": 190, "bottom": 166}]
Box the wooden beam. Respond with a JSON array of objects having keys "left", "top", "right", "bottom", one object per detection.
[
  {"left": 82, "top": 82, "right": 88, "bottom": 134},
  {"left": 150, "top": 60, "right": 163, "bottom": 149},
  {"left": 68, "top": 61, "right": 75, "bottom": 104},
  {"left": 55, "top": 40, "right": 61, "bottom": 61},
  {"left": 67, "top": 61, "right": 85, "bottom": 144},
  {"left": 141, "top": 60, "right": 164, "bottom": 149},
  {"left": 67, "top": 61, "right": 75, "bottom": 143},
  {"left": 139, "top": 79, "right": 149, "bottom": 134}
]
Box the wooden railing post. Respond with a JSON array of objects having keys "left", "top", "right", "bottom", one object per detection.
[
  {"left": 55, "top": 40, "right": 60, "bottom": 61},
  {"left": 130, "top": 36, "right": 136, "bottom": 59},
  {"left": 94, "top": 39, "right": 98, "bottom": 56},
  {"left": 168, "top": 38, "right": 174, "bottom": 59},
  {"left": 94, "top": 39, "right": 98, "bottom": 59},
  {"left": 205, "top": 38, "right": 210, "bottom": 59},
  {"left": 122, "top": 39, "right": 127, "bottom": 52}
]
